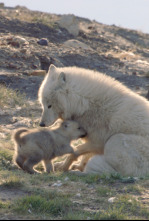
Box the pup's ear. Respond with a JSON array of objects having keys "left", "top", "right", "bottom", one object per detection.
[{"left": 58, "top": 72, "right": 66, "bottom": 86}]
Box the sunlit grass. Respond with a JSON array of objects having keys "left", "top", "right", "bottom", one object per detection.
[
  {"left": 0, "top": 85, "right": 26, "bottom": 108},
  {"left": 14, "top": 194, "right": 72, "bottom": 217}
]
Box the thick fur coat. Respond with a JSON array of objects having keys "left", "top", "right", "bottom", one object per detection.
[
  {"left": 13, "top": 120, "right": 86, "bottom": 174},
  {"left": 39, "top": 65, "right": 149, "bottom": 177}
]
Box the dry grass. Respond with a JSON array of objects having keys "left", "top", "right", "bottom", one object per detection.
[
  {"left": 0, "top": 85, "right": 26, "bottom": 108},
  {"left": 0, "top": 85, "right": 149, "bottom": 220}
]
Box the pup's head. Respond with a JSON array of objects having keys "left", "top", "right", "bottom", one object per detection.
[{"left": 59, "top": 120, "right": 87, "bottom": 141}]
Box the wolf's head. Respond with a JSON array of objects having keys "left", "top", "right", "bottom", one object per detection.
[{"left": 38, "top": 64, "right": 89, "bottom": 127}]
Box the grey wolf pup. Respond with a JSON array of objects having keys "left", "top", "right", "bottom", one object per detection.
[{"left": 13, "top": 120, "right": 87, "bottom": 174}]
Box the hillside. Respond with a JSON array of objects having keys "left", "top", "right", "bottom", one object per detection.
[
  {"left": 0, "top": 5, "right": 149, "bottom": 99},
  {"left": 0, "top": 5, "right": 149, "bottom": 220}
]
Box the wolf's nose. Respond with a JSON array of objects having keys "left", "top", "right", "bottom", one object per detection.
[
  {"left": 40, "top": 123, "right": 46, "bottom": 127},
  {"left": 80, "top": 132, "right": 87, "bottom": 138}
]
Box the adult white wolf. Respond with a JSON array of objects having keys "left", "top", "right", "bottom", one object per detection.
[{"left": 39, "top": 64, "right": 149, "bottom": 177}]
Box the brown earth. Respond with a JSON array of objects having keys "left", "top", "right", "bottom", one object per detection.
[
  {"left": 0, "top": 5, "right": 149, "bottom": 220},
  {"left": 0, "top": 6, "right": 149, "bottom": 100}
]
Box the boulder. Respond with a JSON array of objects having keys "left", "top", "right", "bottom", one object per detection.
[
  {"left": 64, "top": 39, "right": 93, "bottom": 50},
  {"left": 58, "top": 14, "right": 80, "bottom": 36}
]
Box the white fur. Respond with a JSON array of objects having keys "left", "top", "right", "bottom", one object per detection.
[{"left": 39, "top": 65, "right": 149, "bottom": 177}]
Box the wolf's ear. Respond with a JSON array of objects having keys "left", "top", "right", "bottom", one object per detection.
[
  {"left": 49, "top": 64, "right": 56, "bottom": 71},
  {"left": 48, "top": 64, "right": 57, "bottom": 81},
  {"left": 58, "top": 72, "right": 66, "bottom": 86}
]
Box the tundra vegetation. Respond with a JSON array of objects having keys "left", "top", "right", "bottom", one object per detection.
[
  {"left": 0, "top": 86, "right": 149, "bottom": 220},
  {"left": 0, "top": 5, "right": 149, "bottom": 220}
]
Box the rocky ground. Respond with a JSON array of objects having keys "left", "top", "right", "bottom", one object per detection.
[
  {"left": 0, "top": 6, "right": 149, "bottom": 100},
  {"left": 1, "top": 5, "right": 149, "bottom": 140},
  {"left": 0, "top": 5, "right": 149, "bottom": 220}
]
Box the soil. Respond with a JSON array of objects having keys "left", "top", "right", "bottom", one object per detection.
[
  {"left": 0, "top": 6, "right": 149, "bottom": 218},
  {"left": 0, "top": 6, "right": 149, "bottom": 101}
]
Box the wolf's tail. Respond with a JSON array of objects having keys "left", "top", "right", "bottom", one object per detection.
[{"left": 13, "top": 128, "right": 28, "bottom": 144}]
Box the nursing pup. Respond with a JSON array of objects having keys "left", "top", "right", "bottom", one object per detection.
[{"left": 13, "top": 120, "right": 86, "bottom": 174}]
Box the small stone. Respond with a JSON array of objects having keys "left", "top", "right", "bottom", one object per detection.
[
  {"left": 145, "top": 72, "right": 149, "bottom": 78},
  {"left": 29, "top": 70, "right": 46, "bottom": 76},
  {"left": 52, "top": 182, "right": 63, "bottom": 187},
  {"left": 64, "top": 177, "right": 69, "bottom": 181},
  {"left": 28, "top": 209, "right": 32, "bottom": 214},
  {"left": 7, "top": 36, "right": 28, "bottom": 47},
  {"left": 76, "top": 193, "right": 81, "bottom": 197},
  {"left": 37, "top": 38, "right": 48, "bottom": 46},
  {"left": 64, "top": 39, "right": 92, "bottom": 50},
  {"left": 132, "top": 71, "right": 137, "bottom": 75},
  {"left": 108, "top": 197, "right": 116, "bottom": 203}
]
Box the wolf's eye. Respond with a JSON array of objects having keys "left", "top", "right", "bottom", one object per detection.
[{"left": 48, "top": 105, "right": 52, "bottom": 109}]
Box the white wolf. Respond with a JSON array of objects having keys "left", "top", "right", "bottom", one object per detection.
[{"left": 39, "top": 64, "right": 149, "bottom": 177}]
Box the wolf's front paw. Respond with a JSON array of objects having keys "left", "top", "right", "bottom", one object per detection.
[{"left": 70, "top": 163, "right": 84, "bottom": 172}]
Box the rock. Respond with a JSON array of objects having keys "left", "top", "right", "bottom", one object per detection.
[
  {"left": 7, "top": 36, "right": 28, "bottom": 47},
  {"left": 108, "top": 197, "right": 116, "bottom": 203},
  {"left": 145, "top": 71, "right": 149, "bottom": 78},
  {"left": 52, "top": 181, "right": 63, "bottom": 187},
  {"left": 76, "top": 193, "right": 81, "bottom": 197},
  {"left": 0, "top": 3, "right": 4, "bottom": 8},
  {"left": 64, "top": 39, "right": 93, "bottom": 50},
  {"left": 121, "top": 177, "right": 136, "bottom": 184},
  {"left": 57, "top": 14, "right": 80, "bottom": 36},
  {"left": 64, "top": 177, "right": 69, "bottom": 181},
  {"left": 37, "top": 38, "right": 48, "bottom": 46},
  {"left": 29, "top": 70, "right": 46, "bottom": 76}
]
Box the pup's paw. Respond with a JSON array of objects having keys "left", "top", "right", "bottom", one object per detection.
[{"left": 54, "top": 161, "right": 65, "bottom": 172}]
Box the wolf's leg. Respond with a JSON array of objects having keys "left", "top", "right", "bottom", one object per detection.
[
  {"left": 69, "top": 154, "right": 116, "bottom": 176},
  {"left": 71, "top": 153, "right": 94, "bottom": 172},
  {"left": 23, "top": 155, "right": 42, "bottom": 174},
  {"left": 43, "top": 160, "right": 53, "bottom": 173},
  {"left": 104, "top": 133, "right": 149, "bottom": 177},
  {"left": 84, "top": 155, "right": 117, "bottom": 174},
  {"left": 54, "top": 155, "right": 77, "bottom": 172},
  {"left": 85, "top": 134, "right": 149, "bottom": 177},
  {"left": 54, "top": 142, "right": 98, "bottom": 172}
]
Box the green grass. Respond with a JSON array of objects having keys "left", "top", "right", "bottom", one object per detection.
[
  {"left": 0, "top": 201, "right": 10, "bottom": 209},
  {"left": 124, "top": 185, "right": 144, "bottom": 195},
  {"left": 0, "top": 176, "right": 23, "bottom": 188},
  {"left": 4, "top": 8, "right": 58, "bottom": 29},
  {"left": 63, "top": 211, "right": 93, "bottom": 220},
  {"left": 0, "top": 149, "right": 13, "bottom": 171},
  {"left": 0, "top": 85, "right": 26, "bottom": 108},
  {"left": 115, "top": 195, "right": 149, "bottom": 219},
  {"left": 95, "top": 207, "right": 128, "bottom": 220},
  {"left": 96, "top": 186, "right": 113, "bottom": 197},
  {"left": 31, "top": 16, "right": 58, "bottom": 29},
  {"left": 14, "top": 194, "right": 72, "bottom": 217},
  {"left": 0, "top": 163, "right": 149, "bottom": 220},
  {"left": 0, "top": 86, "right": 149, "bottom": 220}
]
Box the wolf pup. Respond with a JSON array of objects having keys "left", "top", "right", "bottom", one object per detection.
[{"left": 13, "top": 120, "right": 86, "bottom": 174}]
